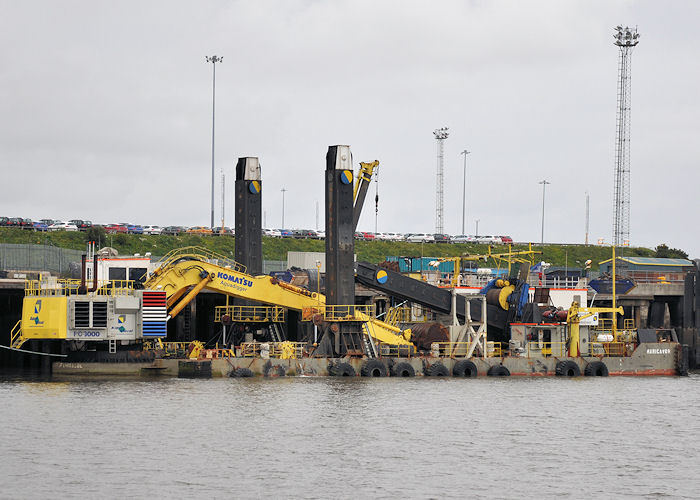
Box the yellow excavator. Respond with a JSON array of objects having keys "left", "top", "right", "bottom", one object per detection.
[
  {"left": 146, "top": 247, "right": 415, "bottom": 349},
  {"left": 12, "top": 245, "right": 413, "bottom": 353}
]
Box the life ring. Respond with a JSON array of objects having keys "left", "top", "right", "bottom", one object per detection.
[
  {"left": 487, "top": 365, "right": 510, "bottom": 377},
  {"left": 391, "top": 362, "right": 415, "bottom": 377},
  {"left": 426, "top": 363, "right": 450, "bottom": 377},
  {"left": 555, "top": 360, "right": 581, "bottom": 377},
  {"left": 452, "top": 360, "right": 478, "bottom": 378},
  {"left": 361, "top": 359, "right": 387, "bottom": 377},
  {"left": 584, "top": 361, "right": 608, "bottom": 377},
  {"left": 331, "top": 362, "right": 356, "bottom": 377}
]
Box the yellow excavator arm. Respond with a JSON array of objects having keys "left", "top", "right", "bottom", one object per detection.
[{"left": 144, "top": 247, "right": 412, "bottom": 346}]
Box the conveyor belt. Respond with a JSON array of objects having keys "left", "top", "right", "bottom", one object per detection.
[{"left": 355, "top": 261, "right": 509, "bottom": 333}]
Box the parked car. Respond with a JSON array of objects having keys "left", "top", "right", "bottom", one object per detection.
[
  {"left": 263, "top": 228, "right": 282, "bottom": 238},
  {"left": 451, "top": 234, "right": 476, "bottom": 243},
  {"left": 48, "top": 221, "right": 79, "bottom": 232},
  {"left": 142, "top": 225, "right": 162, "bottom": 235},
  {"left": 476, "top": 235, "right": 501, "bottom": 244},
  {"left": 315, "top": 230, "right": 326, "bottom": 239},
  {"left": 0, "top": 216, "right": 9, "bottom": 226},
  {"left": 433, "top": 233, "right": 451, "bottom": 243},
  {"left": 5, "top": 217, "right": 23, "bottom": 227},
  {"left": 69, "top": 219, "right": 92, "bottom": 231},
  {"left": 279, "top": 229, "right": 293, "bottom": 238},
  {"left": 499, "top": 235, "right": 513, "bottom": 244},
  {"left": 361, "top": 231, "right": 376, "bottom": 240},
  {"left": 32, "top": 221, "right": 49, "bottom": 232},
  {"left": 187, "top": 226, "right": 213, "bottom": 235},
  {"left": 292, "top": 229, "right": 316, "bottom": 239},
  {"left": 121, "top": 223, "right": 143, "bottom": 234},
  {"left": 39, "top": 219, "right": 58, "bottom": 226},
  {"left": 104, "top": 223, "right": 128, "bottom": 234},
  {"left": 406, "top": 233, "right": 435, "bottom": 243},
  {"left": 212, "top": 226, "right": 234, "bottom": 236},
  {"left": 161, "top": 226, "right": 183, "bottom": 235}
]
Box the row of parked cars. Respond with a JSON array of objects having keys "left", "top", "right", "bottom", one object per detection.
[
  {"left": 1, "top": 217, "right": 513, "bottom": 244},
  {"left": 0, "top": 217, "right": 92, "bottom": 232}
]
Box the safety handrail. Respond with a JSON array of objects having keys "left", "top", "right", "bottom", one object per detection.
[
  {"left": 24, "top": 279, "right": 136, "bottom": 296},
  {"left": 150, "top": 246, "right": 246, "bottom": 276},
  {"left": 214, "top": 305, "right": 286, "bottom": 323},
  {"left": 302, "top": 304, "right": 374, "bottom": 322},
  {"left": 10, "top": 321, "right": 25, "bottom": 349}
]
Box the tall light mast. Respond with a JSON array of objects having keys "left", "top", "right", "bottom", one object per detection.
[
  {"left": 433, "top": 127, "right": 449, "bottom": 234},
  {"left": 206, "top": 55, "right": 223, "bottom": 229},
  {"left": 612, "top": 26, "right": 640, "bottom": 247}
]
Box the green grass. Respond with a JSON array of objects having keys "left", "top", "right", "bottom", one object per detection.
[{"left": 0, "top": 228, "right": 654, "bottom": 270}]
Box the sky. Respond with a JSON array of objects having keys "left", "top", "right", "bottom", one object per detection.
[{"left": 1, "top": 0, "right": 699, "bottom": 257}]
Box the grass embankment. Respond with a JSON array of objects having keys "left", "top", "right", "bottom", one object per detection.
[{"left": 0, "top": 228, "right": 654, "bottom": 270}]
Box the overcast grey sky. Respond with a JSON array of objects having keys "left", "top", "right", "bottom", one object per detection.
[{"left": 1, "top": 1, "right": 699, "bottom": 257}]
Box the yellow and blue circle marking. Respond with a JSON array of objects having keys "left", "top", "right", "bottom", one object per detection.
[
  {"left": 340, "top": 170, "right": 353, "bottom": 185},
  {"left": 249, "top": 180, "right": 261, "bottom": 194},
  {"left": 376, "top": 269, "right": 388, "bottom": 284}
]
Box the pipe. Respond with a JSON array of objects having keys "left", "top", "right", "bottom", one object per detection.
[
  {"left": 79, "top": 254, "right": 87, "bottom": 294},
  {"left": 88, "top": 256, "right": 98, "bottom": 292},
  {"left": 168, "top": 273, "right": 213, "bottom": 319}
]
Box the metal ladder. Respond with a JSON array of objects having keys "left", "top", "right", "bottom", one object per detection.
[
  {"left": 269, "top": 323, "right": 285, "bottom": 343},
  {"left": 362, "top": 323, "right": 378, "bottom": 358},
  {"left": 109, "top": 339, "right": 117, "bottom": 354}
]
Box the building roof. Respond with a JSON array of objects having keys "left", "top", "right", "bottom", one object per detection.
[{"left": 599, "top": 256, "right": 694, "bottom": 267}]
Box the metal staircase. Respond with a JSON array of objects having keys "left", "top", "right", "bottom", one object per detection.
[
  {"left": 269, "top": 323, "right": 285, "bottom": 343},
  {"left": 10, "top": 321, "right": 26, "bottom": 349}
]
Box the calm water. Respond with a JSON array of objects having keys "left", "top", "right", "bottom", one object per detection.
[{"left": 1, "top": 374, "right": 699, "bottom": 499}]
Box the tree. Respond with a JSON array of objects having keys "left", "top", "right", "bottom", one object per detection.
[{"left": 654, "top": 244, "right": 688, "bottom": 259}]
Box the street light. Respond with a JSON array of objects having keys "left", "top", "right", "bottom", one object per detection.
[
  {"left": 539, "top": 179, "right": 551, "bottom": 244},
  {"left": 460, "top": 150, "right": 470, "bottom": 235},
  {"left": 475, "top": 218, "right": 480, "bottom": 237},
  {"left": 281, "top": 188, "right": 287, "bottom": 228},
  {"left": 205, "top": 55, "right": 223, "bottom": 229}
]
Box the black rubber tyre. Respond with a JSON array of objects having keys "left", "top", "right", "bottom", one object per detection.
[
  {"left": 555, "top": 360, "right": 581, "bottom": 377},
  {"left": 231, "top": 367, "right": 254, "bottom": 378},
  {"left": 584, "top": 361, "right": 609, "bottom": 377},
  {"left": 331, "top": 362, "right": 356, "bottom": 377},
  {"left": 427, "top": 363, "right": 450, "bottom": 377},
  {"left": 391, "top": 362, "right": 415, "bottom": 377},
  {"left": 452, "top": 360, "right": 478, "bottom": 378},
  {"left": 361, "top": 359, "right": 387, "bottom": 377},
  {"left": 487, "top": 365, "right": 510, "bottom": 377}
]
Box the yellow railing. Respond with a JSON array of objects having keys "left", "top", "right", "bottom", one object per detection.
[
  {"left": 302, "top": 304, "right": 374, "bottom": 322},
  {"left": 385, "top": 306, "right": 411, "bottom": 326},
  {"left": 526, "top": 341, "right": 567, "bottom": 358},
  {"left": 214, "top": 305, "right": 285, "bottom": 323},
  {"left": 589, "top": 342, "right": 633, "bottom": 357},
  {"left": 10, "top": 321, "right": 25, "bottom": 349},
  {"left": 149, "top": 246, "right": 246, "bottom": 277},
  {"left": 240, "top": 341, "right": 307, "bottom": 359},
  {"left": 486, "top": 341, "right": 503, "bottom": 357},
  {"left": 143, "top": 341, "right": 192, "bottom": 357},
  {"left": 430, "top": 342, "right": 474, "bottom": 357},
  {"left": 24, "top": 279, "right": 136, "bottom": 297},
  {"left": 378, "top": 343, "right": 416, "bottom": 358}
]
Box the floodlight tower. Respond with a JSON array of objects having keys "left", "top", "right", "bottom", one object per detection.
[
  {"left": 206, "top": 55, "right": 223, "bottom": 229},
  {"left": 433, "top": 127, "right": 449, "bottom": 234},
  {"left": 612, "top": 26, "right": 640, "bottom": 247}
]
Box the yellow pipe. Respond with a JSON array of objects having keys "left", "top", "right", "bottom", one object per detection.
[
  {"left": 168, "top": 273, "right": 213, "bottom": 319},
  {"left": 570, "top": 322, "right": 580, "bottom": 357}
]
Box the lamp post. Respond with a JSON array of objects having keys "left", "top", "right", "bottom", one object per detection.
[
  {"left": 539, "top": 179, "right": 551, "bottom": 244},
  {"left": 460, "top": 150, "right": 470, "bottom": 235},
  {"left": 281, "top": 188, "right": 287, "bottom": 228},
  {"left": 205, "top": 55, "right": 223, "bottom": 229},
  {"left": 475, "top": 219, "right": 480, "bottom": 238}
]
